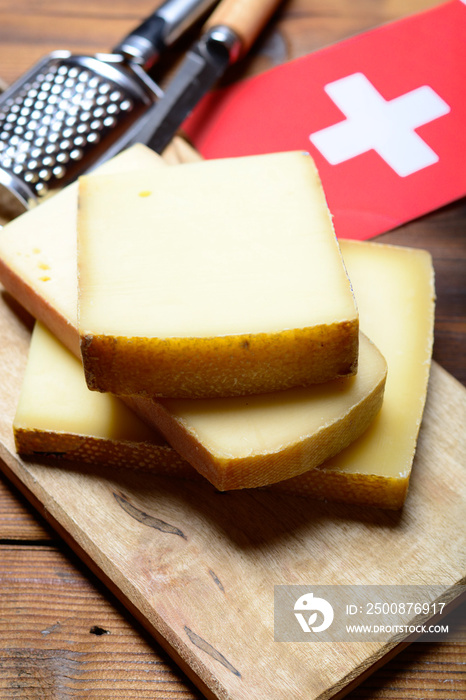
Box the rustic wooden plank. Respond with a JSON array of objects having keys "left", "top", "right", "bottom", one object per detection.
[
  {"left": 0, "top": 544, "right": 203, "bottom": 698},
  {"left": 0, "top": 472, "right": 54, "bottom": 541},
  {"left": 1, "top": 542, "right": 463, "bottom": 699},
  {"left": 0, "top": 18, "right": 141, "bottom": 85},
  {"left": 0, "top": 0, "right": 444, "bottom": 84},
  {"left": 350, "top": 633, "right": 466, "bottom": 699},
  {"left": 0, "top": 1, "right": 178, "bottom": 84}
]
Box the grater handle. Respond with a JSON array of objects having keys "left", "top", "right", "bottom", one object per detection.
[{"left": 114, "top": 0, "right": 219, "bottom": 70}]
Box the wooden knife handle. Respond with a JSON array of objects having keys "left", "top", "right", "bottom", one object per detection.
[{"left": 204, "top": 0, "right": 283, "bottom": 56}]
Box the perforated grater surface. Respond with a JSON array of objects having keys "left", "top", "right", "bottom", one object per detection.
[
  {"left": 0, "top": 53, "right": 160, "bottom": 209},
  {"left": 0, "top": 0, "right": 217, "bottom": 214}
]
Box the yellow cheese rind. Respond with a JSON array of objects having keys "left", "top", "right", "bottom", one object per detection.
[
  {"left": 13, "top": 323, "right": 194, "bottom": 477},
  {"left": 81, "top": 320, "right": 358, "bottom": 399},
  {"left": 77, "top": 151, "right": 358, "bottom": 398},
  {"left": 14, "top": 427, "right": 195, "bottom": 476},
  {"left": 269, "top": 467, "right": 409, "bottom": 510},
  {"left": 123, "top": 332, "right": 386, "bottom": 490}
]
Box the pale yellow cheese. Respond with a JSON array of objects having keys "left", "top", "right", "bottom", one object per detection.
[
  {"left": 13, "top": 322, "right": 193, "bottom": 476},
  {"left": 271, "top": 240, "right": 435, "bottom": 508},
  {"left": 77, "top": 152, "right": 358, "bottom": 399},
  {"left": 0, "top": 144, "right": 167, "bottom": 357},
  {"left": 14, "top": 322, "right": 386, "bottom": 490}
]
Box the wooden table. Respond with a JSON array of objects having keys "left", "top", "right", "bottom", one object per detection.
[{"left": 0, "top": 0, "right": 465, "bottom": 697}]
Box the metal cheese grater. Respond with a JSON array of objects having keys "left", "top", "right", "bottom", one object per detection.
[{"left": 0, "top": 0, "right": 217, "bottom": 214}]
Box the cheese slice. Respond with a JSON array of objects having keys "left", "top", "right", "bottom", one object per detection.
[
  {"left": 272, "top": 240, "right": 435, "bottom": 508},
  {"left": 128, "top": 332, "right": 386, "bottom": 489},
  {"left": 0, "top": 143, "right": 168, "bottom": 357},
  {"left": 13, "top": 322, "right": 192, "bottom": 476},
  {"left": 77, "top": 152, "right": 358, "bottom": 399},
  {"left": 14, "top": 323, "right": 386, "bottom": 490},
  {"left": 0, "top": 143, "right": 434, "bottom": 507}
]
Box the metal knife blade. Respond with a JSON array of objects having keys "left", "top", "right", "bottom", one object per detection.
[
  {"left": 145, "top": 0, "right": 283, "bottom": 154},
  {"left": 145, "top": 26, "right": 234, "bottom": 153}
]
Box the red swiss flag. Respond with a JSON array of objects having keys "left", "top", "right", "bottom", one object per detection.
[{"left": 184, "top": 0, "right": 466, "bottom": 240}]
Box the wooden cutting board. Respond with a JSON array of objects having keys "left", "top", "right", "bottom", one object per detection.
[
  {"left": 0, "top": 278, "right": 465, "bottom": 699},
  {"left": 0, "top": 137, "right": 464, "bottom": 699}
]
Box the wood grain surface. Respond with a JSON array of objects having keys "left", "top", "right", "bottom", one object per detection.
[{"left": 0, "top": 0, "right": 465, "bottom": 698}]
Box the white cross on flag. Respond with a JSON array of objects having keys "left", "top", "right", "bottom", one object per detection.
[
  {"left": 309, "top": 73, "right": 450, "bottom": 178},
  {"left": 184, "top": 0, "right": 466, "bottom": 240}
]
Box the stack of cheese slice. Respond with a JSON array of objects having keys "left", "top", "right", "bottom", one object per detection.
[
  {"left": 15, "top": 322, "right": 386, "bottom": 489},
  {"left": 0, "top": 144, "right": 434, "bottom": 507}
]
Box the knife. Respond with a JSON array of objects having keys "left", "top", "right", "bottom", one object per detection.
[
  {"left": 144, "top": 0, "right": 283, "bottom": 153},
  {"left": 114, "top": 0, "right": 221, "bottom": 71}
]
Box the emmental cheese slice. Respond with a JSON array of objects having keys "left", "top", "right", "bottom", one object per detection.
[
  {"left": 13, "top": 323, "right": 193, "bottom": 475},
  {"left": 77, "top": 152, "right": 358, "bottom": 399},
  {"left": 14, "top": 323, "right": 386, "bottom": 490}
]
